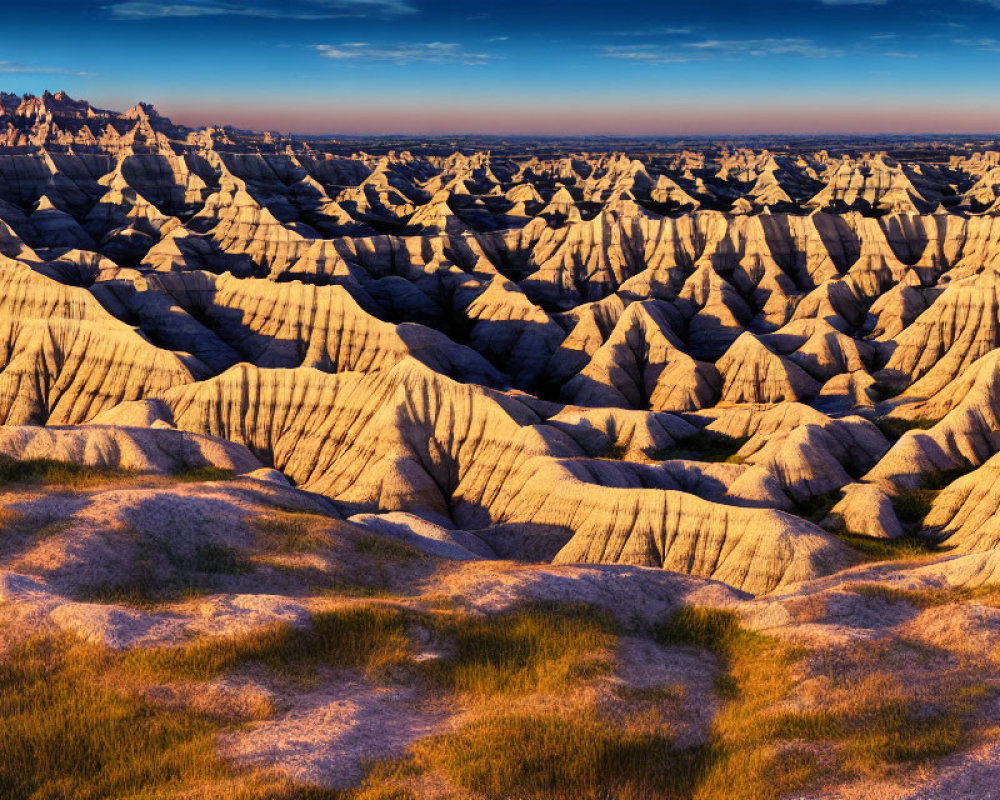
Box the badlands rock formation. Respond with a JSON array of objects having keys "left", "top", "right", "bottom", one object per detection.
[
  {"left": 7, "top": 92, "right": 1000, "bottom": 800},
  {"left": 3, "top": 95, "right": 1000, "bottom": 581}
]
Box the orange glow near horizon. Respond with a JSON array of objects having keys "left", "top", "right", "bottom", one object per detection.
[{"left": 156, "top": 98, "right": 1000, "bottom": 137}]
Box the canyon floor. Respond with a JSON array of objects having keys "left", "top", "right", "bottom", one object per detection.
[{"left": 3, "top": 91, "right": 1000, "bottom": 799}]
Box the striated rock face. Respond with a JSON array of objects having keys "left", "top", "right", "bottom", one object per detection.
[
  {"left": 562, "top": 301, "right": 720, "bottom": 411},
  {"left": 829, "top": 482, "right": 903, "bottom": 539},
  {"left": 155, "top": 359, "right": 573, "bottom": 520},
  {"left": 716, "top": 332, "right": 819, "bottom": 404},
  {"left": 101, "top": 270, "right": 503, "bottom": 384},
  {"left": 880, "top": 269, "right": 1000, "bottom": 396},
  {"left": 110, "top": 357, "right": 844, "bottom": 594},
  {"left": 0, "top": 261, "right": 199, "bottom": 424},
  {"left": 924, "top": 453, "right": 1000, "bottom": 552},
  {"left": 8, "top": 98, "right": 1000, "bottom": 595},
  {"left": 865, "top": 349, "right": 1000, "bottom": 490},
  {"left": 548, "top": 406, "right": 697, "bottom": 461},
  {"left": 495, "top": 459, "right": 852, "bottom": 594}
]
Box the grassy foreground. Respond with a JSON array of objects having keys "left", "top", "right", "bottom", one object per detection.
[{"left": 1, "top": 602, "right": 991, "bottom": 800}]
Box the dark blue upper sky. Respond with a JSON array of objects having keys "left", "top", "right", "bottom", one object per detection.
[{"left": 5, "top": 0, "right": 1000, "bottom": 134}]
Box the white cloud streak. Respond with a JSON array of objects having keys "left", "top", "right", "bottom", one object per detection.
[
  {"left": 953, "top": 36, "right": 1000, "bottom": 51},
  {"left": 601, "top": 37, "right": 843, "bottom": 64},
  {"left": 0, "top": 62, "right": 91, "bottom": 75},
  {"left": 314, "top": 41, "right": 492, "bottom": 65},
  {"left": 105, "top": 0, "right": 414, "bottom": 20}
]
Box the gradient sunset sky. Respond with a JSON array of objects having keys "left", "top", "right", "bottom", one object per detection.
[{"left": 5, "top": 0, "right": 1000, "bottom": 135}]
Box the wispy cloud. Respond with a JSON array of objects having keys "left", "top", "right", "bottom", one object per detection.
[
  {"left": 599, "top": 46, "right": 700, "bottom": 64},
  {"left": 953, "top": 36, "right": 1000, "bottom": 51},
  {"left": 883, "top": 50, "right": 919, "bottom": 57},
  {"left": 105, "top": 0, "right": 414, "bottom": 20},
  {"left": 610, "top": 26, "right": 694, "bottom": 37},
  {"left": 0, "top": 61, "right": 91, "bottom": 75},
  {"left": 689, "top": 38, "right": 844, "bottom": 57},
  {"left": 313, "top": 42, "right": 492, "bottom": 65},
  {"left": 602, "top": 37, "right": 843, "bottom": 63}
]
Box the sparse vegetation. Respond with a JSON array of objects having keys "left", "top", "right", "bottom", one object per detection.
[
  {"left": 77, "top": 535, "right": 254, "bottom": 607},
  {"left": 430, "top": 601, "right": 618, "bottom": 696},
  {"left": 0, "top": 634, "right": 347, "bottom": 800},
  {"left": 253, "top": 511, "right": 332, "bottom": 553},
  {"left": 33, "top": 519, "right": 74, "bottom": 539},
  {"left": 0, "top": 457, "right": 237, "bottom": 490},
  {"left": 868, "top": 380, "right": 903, "bottom": 403},
  {"left": 892, "top": 488, "right": 935, "bottom": 524},
  {"left": 791, "top": 490, "right": 844, "bottom": 524},
  {"left": 891, "top": 462, "right": 975, "bottom": 526},
  {"left": 849, "top": 582, "right": 1000, "bottom": 609},
  {"left": 353, "top": 533, "right": 424, "bottom": 562},
  {"left": 874, "top": 416, "right": 939, "bottom": 442},
  {"left": 192, "top": 541, "right": 252, "bottom": 574},
  {"left": 124, "top": 605, "right": 413, "bottom": 682},
  {"left": 651, "top": 433, "right": 749, "bottom": 464},
  {"left": 0, "top": 455, "right": 137, "bottom": 488},
  {"left": 414, "top": 712, "right": 702, "bottom": 800},
  {"left": 832, "top": 531, "right": 941, "bottom": 561},
  {"left": 172, "top": 465, "right": 237, "bottom": 482},
  {"left": 648, "top": 606, "right": 979, "bottom": 799},
  {"left": 654, "top": 605, "right": 746, "bottom": 655},
  {"left": 921, "top": 463, "right": 976, "bottom": 490},
  {"left": 1, "top": 590, "right": 991, "bottom": 800},
  {"left": 601, "top": 441, "right": 630, "bottom": 460},
  {"left": 0, "top": 507, "right": 24, "bottom": 529}
]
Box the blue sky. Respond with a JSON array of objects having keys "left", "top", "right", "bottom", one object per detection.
[{"left": 4, "top": 0, "right": 1000, "bottom": 134}]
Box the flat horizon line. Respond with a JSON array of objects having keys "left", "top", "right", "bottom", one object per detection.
[{"left": 269, "top": 130, "right": 1000, "bottom": 139}]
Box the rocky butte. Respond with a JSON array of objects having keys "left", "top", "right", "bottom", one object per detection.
[{"left": 3, "top": 91, "right": 1000, "bottom": 799}]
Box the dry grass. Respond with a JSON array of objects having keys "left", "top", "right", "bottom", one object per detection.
[
  {"left": 0, "top": 455, "right": 138, "bottom": 489},
  {"left": 123, "top": 605, "right": 413, "bottom": 682},
  {"left": 3, "top": 598, "right": 989, "bottom": 800},
  {"left": 252, "top": 511, "right": 333, "bottom": 554},
  {"left": 849, "top": 582, "right": 1000, "bottom": 609},
  {"left": 801, "top": 640, "right": 990, "bottom": 775},
  {"left": 0, "top": 507, "right": 25, "bottom": 530},
  {"left": 654, "top": 607, "right": 814, "bottom": 800},
  {"left": 0, "top": 634, "right": 226, "bottom": 800},
  {"left": 0, "top": 457, "right": 237, "bottom": 492},
  {"left": 172, "top": 466, "right": 237, "bottom": 483},
  {"left": 0, "top": 633, "right": 352, "bottom": 800},
  {"left": 0, "top": 602, "right": 627, "bottom": 798},
  {"left": 428, "top": 601, "right": 617, "bottom": 696},
  {"left": 650, "top": 606, "right": 980, "bottom": 800},
  {"left": 353, "top": 534, "right": 424, "bottom": 562},
  {"left": 411, "top": 712, "right": 700, "bottom": 800},
  {"left": 832, "top": 532, "right": 942, "bottom": 561}
]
